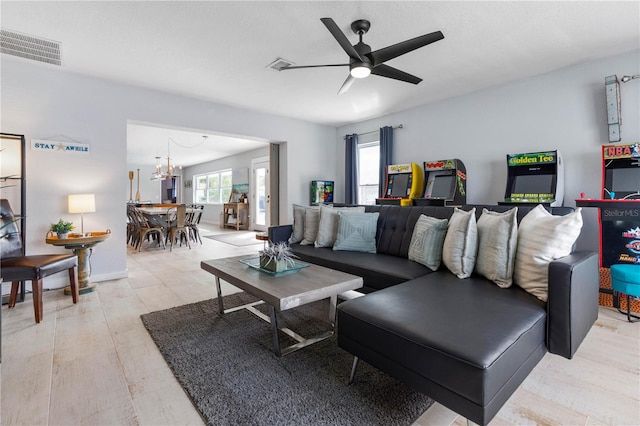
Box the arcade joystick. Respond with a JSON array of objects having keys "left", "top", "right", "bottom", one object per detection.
[{"left": 580, "top": 192, "right": 585, "bottom": 199}]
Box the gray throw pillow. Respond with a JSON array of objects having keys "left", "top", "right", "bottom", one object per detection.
[
  {"left": 408, "top": 215, "right": 449, "bottom": 271},
  {"left": 315, "top": 205, "right": 365, "bottom": 248},
  {"left": 333, "top": 211, "right": 379, "bottom": 253},
  {"left": 442, "top": 207, "right": 478, "bottom": 278},
  {"left": 475, "top": 208, "right": 518, "bottom": 288},
  {"left": 300, "top": 207, "right": 321, "bottom": 245},
  {"left": 289, "top": 204, "right": 306, "bottom": 244}
]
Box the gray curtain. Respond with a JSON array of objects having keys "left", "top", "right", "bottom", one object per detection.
[
  {"left": 345, "top": 134, "right": 359, "bottom": 204},
  {"left": 379, "top": 126, "right": 393, "bottom": 197}
]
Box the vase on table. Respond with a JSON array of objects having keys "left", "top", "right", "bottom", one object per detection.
[{"left": 259, "top": 255, "right": 288, "bottom": 272}]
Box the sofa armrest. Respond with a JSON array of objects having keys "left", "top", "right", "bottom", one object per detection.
[
  {"left": 546, "top": 251, "right": 599, "bottom": 359},
  {"left": 268, "top": 225, "right": 293, "bottom": 244}
]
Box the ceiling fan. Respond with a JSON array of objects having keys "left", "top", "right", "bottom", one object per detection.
[{"left": 280, "top": 17, "right": 444, "bottom": 94}]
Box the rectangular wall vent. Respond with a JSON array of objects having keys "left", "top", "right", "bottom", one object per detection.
[{"left": 0, "top": 28, "right": 62, "bottom": 66}]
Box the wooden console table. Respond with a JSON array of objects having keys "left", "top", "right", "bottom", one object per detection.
[{"left": 223, "top": 202, "right": 249, "bottom": 230}]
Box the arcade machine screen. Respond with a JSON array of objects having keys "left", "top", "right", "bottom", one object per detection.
[
  {"left": 511, "top": 173, "right": 554, "bottom": 196},
  {"left": 430, "top": 173, "right": 455, "bottom": 198},
  {"left": 606, "top": 167, "right": 640, "bottom": 196},
  {"left": 390, "top": 174, "right": 410, "bottom": 197}
]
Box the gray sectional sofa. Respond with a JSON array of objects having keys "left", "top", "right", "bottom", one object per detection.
[{"left": 269, "top": 204, "right": 599, "bottom": 425}]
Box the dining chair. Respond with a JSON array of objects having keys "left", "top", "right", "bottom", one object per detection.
[
  {"left": 0, "top": 199, "right": 78, "bottom": 323},
  {"left": 166, "top": 205, "right": 191, "bottom": 251},
  {"left": 131, "top": 207, "right": 166, "bottom": 251},
  {"left": 186, "top": 204, "right": 204, "bottom": 244}
]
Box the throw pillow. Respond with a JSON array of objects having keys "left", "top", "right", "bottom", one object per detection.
[
  {"left": 315, "top": 205, "right": 365, "bottom": 248},
  {"left": 475, "top": 207, "right": 518, "bottom": 288},
  {"left": 289, "top": 204, "right": 306, "bottom": 244},
  {"left": 442, "top": 207, "right": 478, "bottom": 278},
  {"left": 300, "top": 207, "right": 321, "bottom": 245},
  {"left": 514, "top": 205, "right": 583, "bottom": 302},
  {"left": 333, "top": 212, "right": 379, "bottom": 253},
  {"left": 408, "top": 215, "right": 449, "bottom": 271}
]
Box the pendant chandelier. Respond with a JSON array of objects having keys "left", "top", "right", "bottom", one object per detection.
[{"left": 151, "top": 138, "right": 181, "bottom": 180}]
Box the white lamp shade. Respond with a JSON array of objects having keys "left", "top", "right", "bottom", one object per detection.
[{"left": 68, "top": 194, "right": 96, "bottom": 214}]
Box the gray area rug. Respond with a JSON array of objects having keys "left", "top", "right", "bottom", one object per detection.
[
  {"left": 141, "top": 292, "right": 434, "bottom": 426},
  {"left": 204, "top": 231, "right": 262, "bottom": 246}
]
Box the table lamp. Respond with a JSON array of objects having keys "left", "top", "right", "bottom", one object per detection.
[{"left": 68, "top": 194, "right": 95, "bottom": 236}]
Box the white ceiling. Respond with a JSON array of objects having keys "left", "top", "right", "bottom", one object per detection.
[
  {"left": 2, "top": 1, "right": 639, "bottom": 166},
  {"left": 127, "top": 123, "right": 269, "bottom": 168}
]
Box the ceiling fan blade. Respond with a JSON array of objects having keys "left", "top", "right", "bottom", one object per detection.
[
  {"left": 369, "top": 31, "right": 444, "bottom": 66},
  {"left": 321, "top": 17, "right": 362, "bottom": 61},
  {"left": 371, "top": 64, "right": 422, "bottom": 84},
  {"left": 279, "top": 64, "right": 349, "bottom": 70},
  {"left": 338, "top": 74, "right": 356, "bottom": 95}
]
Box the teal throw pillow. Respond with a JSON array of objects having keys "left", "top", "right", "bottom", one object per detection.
[
  {"left": 333, "top": 211, "right": 379, "bottom": 253},
  {"left": 408, "top": 215, "right": 449, "bottom": 271}
]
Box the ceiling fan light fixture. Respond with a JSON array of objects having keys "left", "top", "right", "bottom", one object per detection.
[{"left": 350, "top": 63, "right": 371, "bottom": 79}]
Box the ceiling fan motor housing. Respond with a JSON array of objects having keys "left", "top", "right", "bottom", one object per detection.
[{"left": 350, "top": 42, "right": 372, "bottom": 77}]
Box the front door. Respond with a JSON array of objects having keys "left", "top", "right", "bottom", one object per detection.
[{"left": 251, "top": 157, "right": 269, "bottom": 231}]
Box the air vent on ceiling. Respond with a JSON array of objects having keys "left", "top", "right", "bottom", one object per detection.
[
  {"left": 0, "top": 28, "right": 62, "bottom": 66},
  {"left": 266, "top": 57, "right": 294, "bottom": 71}
]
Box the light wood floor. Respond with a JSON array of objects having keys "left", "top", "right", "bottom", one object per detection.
[{"left": 1, "top": 226, "right": 639, "bottom": 425}]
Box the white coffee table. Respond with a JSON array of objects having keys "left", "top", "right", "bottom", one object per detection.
[{"left": 201, "top": 255, "right": 363, "bottom": 356}]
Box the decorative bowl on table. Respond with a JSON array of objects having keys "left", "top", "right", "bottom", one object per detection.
[{"left": 239, "top": 257, "right": 309, "bottom": 276}]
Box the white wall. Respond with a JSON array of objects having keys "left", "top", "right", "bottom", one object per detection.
[
  {"left": 182, "top": 146, "right": 270, "bottom": 225},
  {"left": 3, "top": 49, "right": 637, "bottom": 288},
  {"left": 1, "top": 57, "right": 337, "bottom": 288},
  {"left": 336, "top": 50, "right": 640, "bottom": 252}
]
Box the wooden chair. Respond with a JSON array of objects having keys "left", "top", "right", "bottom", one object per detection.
[
  {"left": 0, "top": 199, "right": 78, "bottom": 323},
  {"left": 166, "top": 205, "right": 190, "bottom": 251}
]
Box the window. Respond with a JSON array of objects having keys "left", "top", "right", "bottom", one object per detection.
[
  {"left": 194, "top": 169, "right": 232, "bottom": 204},
  {"left": 357, "top": 141, "right": 379, "bottom": 205}
]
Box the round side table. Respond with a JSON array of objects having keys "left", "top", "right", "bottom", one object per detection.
[
  {"left": 256, "top": 232, "right": 269, "bottom": 248},
  {"left": 45, "top": 231, "right": 111, "bottom": 295}
]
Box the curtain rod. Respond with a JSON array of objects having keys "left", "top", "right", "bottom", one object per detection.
[{"left": 343, "top": 124, "right": 403, "bottom": 139}]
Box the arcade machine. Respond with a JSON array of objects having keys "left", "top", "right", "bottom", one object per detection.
[
  {"left": 576, "top": 142, "right": 640, "bottom": 314},
  {"left": 413, "top": 159, "right": 467, "bottom": 207},
  {"left": 376, "top": 163, "right": 423, "bottom": 206},
  {"left": 310, "top": 180, "right": 334, "bottom": 206},
  {"left": 499, "top": 150, "right": 564, "bottom": 207}
]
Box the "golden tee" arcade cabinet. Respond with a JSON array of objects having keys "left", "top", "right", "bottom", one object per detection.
[
  {"left": 376, "top": 163, "right": 424, "bottom": 206},
  {"left": 500, "top": 150, "right": 564, "bottom": 207}
]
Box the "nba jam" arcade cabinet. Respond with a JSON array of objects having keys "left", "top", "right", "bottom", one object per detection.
[
  {"left": 376, "top": 163, "right": 424, "bottom": 206},
  {"left": 500, "top": 150, "right": 564, "bottom": 207},
  {"left": 576, "top": 142, "right": 640, "bottom": 316},
  {"left": 413, "top": 159, "right": 467, "bottom": 207}
]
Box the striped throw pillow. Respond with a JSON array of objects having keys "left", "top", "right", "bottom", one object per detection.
[
  {"left": 475, "top": 207, "right": 518, "bottom": 288},
  {"left": 514, "top": 205, "right": 583, "bottom": 301},
  {"left": 442, "top": 207, "right": 478, "bottom": 278}
]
